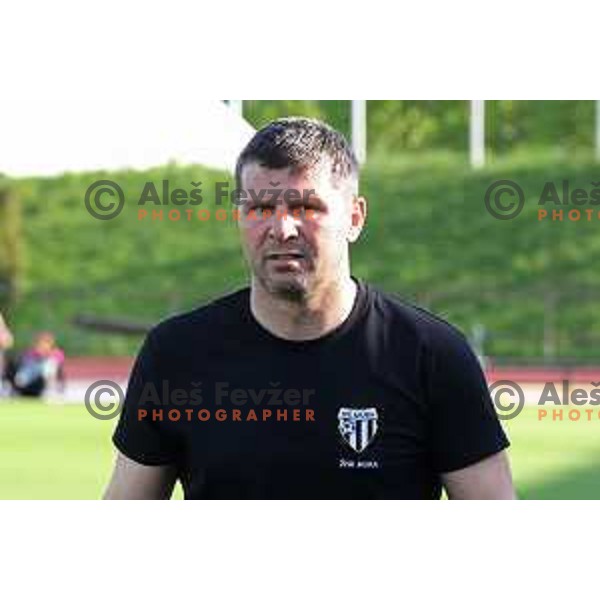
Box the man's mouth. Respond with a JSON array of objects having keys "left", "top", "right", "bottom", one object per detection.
[{"left": 265, "top": 251, "right": 305, "bottom": 260}]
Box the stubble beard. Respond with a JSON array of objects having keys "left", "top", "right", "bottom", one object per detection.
[{"left": 255, "top": 260, "right": 313, "bottom": 303}]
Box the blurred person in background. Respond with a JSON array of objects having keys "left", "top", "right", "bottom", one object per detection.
[
  {"left": 0, "top": 312, "right": 14, "bottom": 396},
  {"left": 4, "top": 331, "right": 65, "bottom": 398}
]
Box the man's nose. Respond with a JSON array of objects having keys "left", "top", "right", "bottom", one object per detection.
[{"left": 269, "top": 210, "right": 300, "bottom": 241}]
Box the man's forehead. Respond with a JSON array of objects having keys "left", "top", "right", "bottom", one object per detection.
[{"left": 240, "top": 161, "right": 333, "bottom": 190}]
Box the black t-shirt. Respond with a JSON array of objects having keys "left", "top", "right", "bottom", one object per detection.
[{"left": 113, "top": 279, "right": 509, "bottom": 499}]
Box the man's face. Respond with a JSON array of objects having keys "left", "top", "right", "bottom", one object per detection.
[{"left": 238, "top": 160, "right": 366, "bottom": 300}]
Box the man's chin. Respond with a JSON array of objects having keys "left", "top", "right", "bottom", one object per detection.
[{"left": 259, "top": 272, "right": 310, "bottom": 302}]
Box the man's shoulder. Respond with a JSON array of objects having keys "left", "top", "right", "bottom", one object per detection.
[
  {"left": 365, "top": 283, "right": 484, "bottom": 392},
  {"left": 148, "top": 286, "right": 250, "bottom": 344},
  {"left": 367, "top": 282, "right": 471, "bottom": 352}
]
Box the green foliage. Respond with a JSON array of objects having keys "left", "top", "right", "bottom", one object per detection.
[
  {"left": 488, "top": 100, "right": 595, "bottom": 154},
  {"left": 0, "top": 185, "right": 23, "bottom": 315},
  {"left": 367, "top": 101, "right": 469, "bottom": 152},
  {"left": 243, "top": 100, "right": 596, "bottom": 155},
  {"left": 244, "top": 100, "right": 349, "bottom": 136}
]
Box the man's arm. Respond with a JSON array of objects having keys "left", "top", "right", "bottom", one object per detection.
[
  {"left": 103, "top": 451, "right": 178, "bottom": 500},
  {"left": 441, "top": 450, "right": 517, "bottom": 500}
]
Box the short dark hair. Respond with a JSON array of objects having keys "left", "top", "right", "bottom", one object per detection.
[{"left": 235, "top": 117, "right": 359, "bottom": 192}]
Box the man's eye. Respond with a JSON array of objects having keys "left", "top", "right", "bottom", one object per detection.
[
  {"left": 300, "top": 204, "right": 321, "bottom": 212},
  {"left": 294, "top": 205, "right": 319, "bottom": 217},
  {"left": 247, "top": 205, "right": 274, "bottom": 217}
]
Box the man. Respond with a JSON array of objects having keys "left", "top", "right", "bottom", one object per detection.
[{"left": 104, "top": 117, "right": 515, "bottom": 500}]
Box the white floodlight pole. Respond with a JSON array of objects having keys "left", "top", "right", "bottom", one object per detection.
[
  {"left": 470, "top": 100, "right": 485, "bottom": 168},
  {"left": 596, "top": 100, "right": 600, "bottom": 161},
  {"left": 228, "top": 100, "right": 244, "bottom": 117},
  {"left": 351, "top": 100, "right": 367, "bottom": 165}
]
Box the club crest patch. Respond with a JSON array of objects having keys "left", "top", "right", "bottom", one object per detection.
[{"left": 338, "top": 407, "right": 379, "bottom": 453}]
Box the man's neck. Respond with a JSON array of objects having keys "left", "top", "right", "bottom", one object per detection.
[{"left": 250, "top": 276, "right": 358, "bottom": 341}]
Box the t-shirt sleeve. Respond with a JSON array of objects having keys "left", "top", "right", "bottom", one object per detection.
[
  {"left": 112, "top": 328, "right": 180, "bottom": 466},
  {"left": 425, "top": 323, "right": 509, "bottom": 473}
]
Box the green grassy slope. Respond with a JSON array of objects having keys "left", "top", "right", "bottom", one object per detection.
[{"left": 6, "top": 149, "right": 600, "bottom": 359}]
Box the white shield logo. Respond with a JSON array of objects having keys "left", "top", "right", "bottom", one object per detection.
[{"left": 338, "top": 407, "right": 379, "bottom": 453}]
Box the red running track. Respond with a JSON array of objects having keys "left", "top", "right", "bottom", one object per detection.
[{"left": 64, "top": 357, "right": 600, "bottom": 384}]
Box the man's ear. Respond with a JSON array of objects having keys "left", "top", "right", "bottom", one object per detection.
[{"left": 347, "top": 195, "right": 367, "bottom": 243}]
